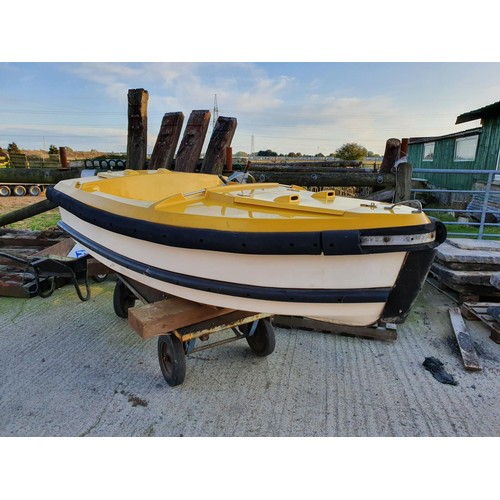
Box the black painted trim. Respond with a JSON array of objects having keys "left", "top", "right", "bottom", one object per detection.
[
  {"left": 47, "top": 186, "right": 443, "bottom": 256},
  {"left": 59, "top": 221, "right": 391, "bottom": 305},
  {"left": 381, "top": 248, "right": 438, "bottom": 324}
]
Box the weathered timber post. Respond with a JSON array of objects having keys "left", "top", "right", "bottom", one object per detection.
[
  {"left": 225, "top": 147, "right": 233, "bottom": 172},
  {"left": 400, "top": 138, "right": 409, "bottom": 159},
  {"left": 394, "top": 162, "right": 413, "bottom": 203},
  {"left": 127, "top": 88, "right": 149, "bottom": 170},
  {"left": 200, "top": 117, "right": 237, "bottom": 175},
  {"left": 0, "top": 199, "right": 57, "bottom": 227},
  {"left": 59, "top": 147, "right": 68, "bottom": 169},
  {"left": 379, "top": 138, "right": 401, "bottom": 173},
  {"left": 174, "top": 110, "right": 211, "bottom": 172},
  {"left": 148, "top": 112, "right": 184, "bottom": 170}
]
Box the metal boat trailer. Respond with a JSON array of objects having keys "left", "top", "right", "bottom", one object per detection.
[{"left": 112, "top": 275, "right": 275, "bottom": 386}]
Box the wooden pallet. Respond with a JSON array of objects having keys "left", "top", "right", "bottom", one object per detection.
[
  {"left": 460, "top": 302, "right": 500, "bottom": 344},
  {"left": 273, "top": 315, "right": 397, "bottom": 341}
]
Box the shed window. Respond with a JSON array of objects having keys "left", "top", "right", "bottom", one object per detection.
[
  {"left": 454, "top": 135, "right": 478, "bottom": 161},
  {"left": 423, "top": 142, "right": 435, "bottom": 161}
]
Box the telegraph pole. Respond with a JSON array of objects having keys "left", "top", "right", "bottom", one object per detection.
[{"left": 213, "top": 94, "right": 219, "bottom": 131}]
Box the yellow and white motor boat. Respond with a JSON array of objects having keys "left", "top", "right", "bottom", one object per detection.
[{"left": 47, "top": 169, "right": 446, "bottom": 326}]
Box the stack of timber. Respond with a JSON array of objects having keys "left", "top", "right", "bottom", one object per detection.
[{"left": 430, "top": 238, "right": 500, "bottom": 302}]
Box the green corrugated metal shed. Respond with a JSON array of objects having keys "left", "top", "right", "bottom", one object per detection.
[{"left": 408, "top": 100, "right": 500, "bottom": 190}]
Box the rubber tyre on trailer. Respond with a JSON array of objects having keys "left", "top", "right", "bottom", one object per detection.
[
  {"left": 91, "top": 273, "right": 108, "bottom": 283},
  {"left": 28, "top": 185, "right": 41, "bottom": 196},
  {"left": 158, "top": 334, "right": 186, "bottom": 386},
  {"left": 112, "top": 280, "right": 136, "bottom": 318},
  {"left": 13, "top": 185, "right": 26, "bottom": 196},
  {"left": 0, "top": 186, "right": 11, "bottom": 197},
  {"left": 242, "top": 319, "right": 276, "bottom": 357}
]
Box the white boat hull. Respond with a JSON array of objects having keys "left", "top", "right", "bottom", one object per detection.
[{"left": 60, "top": 209, "right": 407, "bottom": 326}]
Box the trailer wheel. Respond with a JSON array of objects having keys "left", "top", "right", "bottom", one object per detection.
[
  {"left": 13, "top": 185, "right": 26, "bottom": 196},
  {"left": 242, "top": 319, "right": 276, "bottom": 357},
  {"left": 91, "top": 273, "right": 108, "bottom": 283},
  {"left": 112, "top": 279, "right": 136, "bottom": 318},
  {"left": 158, "top": 334, "right": 186, "bottom": 386},
  {"left": 0, "top": 186, "right": 11, "bottom": 197},
  {"left": 28, "top": 185, "right": 41, "bottom": 196}
]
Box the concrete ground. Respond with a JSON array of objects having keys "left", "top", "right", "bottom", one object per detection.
[{"left": 0, "top": 278, "right": 499, "bottom": 437}]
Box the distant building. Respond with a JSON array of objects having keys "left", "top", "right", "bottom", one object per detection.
[{"left": 408, "top": 99, "right": 500, "bottom": 190}]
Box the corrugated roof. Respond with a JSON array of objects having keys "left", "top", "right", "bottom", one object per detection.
[
  {"left": 408, "top": 127, "right": 482, "bottom": 145},
  {"left": 456, "top": 99, "right": 500, "bottom": 124}
]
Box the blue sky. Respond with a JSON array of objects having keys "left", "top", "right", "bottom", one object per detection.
[
  {"left": 2, "top": 62, "right": 500, "bottom": 156},
  {"left": 1, "top": 2, "right": 499, "bottom": 158}
]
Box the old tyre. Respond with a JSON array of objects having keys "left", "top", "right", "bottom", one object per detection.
[
  {"left": 28, "top": 185, "right": 41, "bottom": 196},
  {"left": 158, "top": 334, "right": 186, "bottom": 386},
  {"left": 13, "top": 185, "right": 26, "bottom": 196},
  {"left": 243, "top": 319, "right": 276, "bottom": 357},
  {"left": 112, "top": 280, "right": 136, "bottom": 318},
  {"left": 91, "top": 273, "right": 108, "bottom": 283},
  {"left": 0, "top": 186, "right": 11, "bottom": 197}
]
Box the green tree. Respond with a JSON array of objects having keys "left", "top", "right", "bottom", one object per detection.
[
  {"left": 48, "top": 144, "right": 59, "bottom": 154},
  {"left": 334, "top": 142, "right": 368, "bottom": 160},
  {"left": 7, "top": 142, "right": 20, "bottom": 154},
  {"left": 256, "top": 149, "right": 278, "bottom": 157}
]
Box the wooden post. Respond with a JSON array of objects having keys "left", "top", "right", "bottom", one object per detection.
[
  {"left": 148, "top": 112, "right": 184, "bottom": 170},
  {"left": 200, "top": 117, "right": 237, "bottom": 175},
  {"left": 174, "top": 110, "right": 211, "bottom": 172},
  {"left": 58, "top": 147, "right": 68, "bottom": 169},
  {"left": 394, "top": 162, "right": 413, "bottom": 203},
  {"left": 126, "top": 88, "right": 149, "bottom": 170},
  {"left": 379, "top": 138, "right": 401, "bottom": 173},
  {"left": 400, "top": 138, "right": 409, "bottom": 158},
  {"left": 225, "top": 146, "right": 233, "bottom": 172}
]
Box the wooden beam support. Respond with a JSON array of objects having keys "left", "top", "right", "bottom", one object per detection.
[
  {"left": 174, "top": 110, "right": 211, "bottom": 172},
  {"left": 201, "top": 116, "right": 237, "bottom": 175},
  {"left": 126, "top": 88, "right": 149, "bottom": 170},
  {"left": 148, "top": 112, "right": 184, "bottom": 170},
  {"left": 128, "top": 296, "right": 233, "bottom": 339}
]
